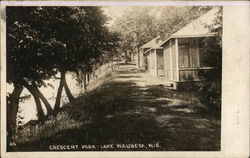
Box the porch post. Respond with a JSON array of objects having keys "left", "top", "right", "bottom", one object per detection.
[
  {"left": 155, "top": 49, "right": 158, "bottom": 76},
  {"left": 150, "top": 50, "right": 153, "bottom": 74},
  {"left": 169, "top": 40, "right": 173, "bottom": 80},
  {"left": 175, "top": 38, "right": 179, "bottom": 81},
  {"left": 196, "top": 38, "right": 200, "bottom": 67}
]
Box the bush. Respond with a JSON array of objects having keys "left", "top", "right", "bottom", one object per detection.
[
  {"left": 178, "top": 80, "right": 221, "bottom": 118},
  {"left": 14, "top": 111, "right": 83, "bottom": 144},
  {"left": 196, "top": 81, "right": 221, "bottom": 118}
]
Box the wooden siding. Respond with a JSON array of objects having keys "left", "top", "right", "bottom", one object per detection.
[
  {"left": 179, "top": 69, "right": 199, "bottom": 81},
  {"left": 156, "top": 49, "right": 164, "bottom": 69},
  {"left": 150, "top": 50, "right": 155, "bottom": 70},
  {"left": 163, "top": 42, "right": 171, "bottom": 80},
  {"left": 156, "top": 49, "right": 164, "bottom": 76},
  {"left": 171, "top": 39, "right": 178, "bottom": 81},
  {"left": 171, "top": 40, "right": 176, "bottom": 69}
]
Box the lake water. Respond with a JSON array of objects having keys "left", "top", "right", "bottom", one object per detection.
[{"left": 7, "top": 72, "right": 83, "bottom": 125}]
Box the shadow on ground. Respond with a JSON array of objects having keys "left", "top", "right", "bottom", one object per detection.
[{"left": 11, "top": 64, "right": 220, "bottom": 151}]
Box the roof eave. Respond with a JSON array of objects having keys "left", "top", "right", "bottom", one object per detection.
[
  {"left": 143, "top": 47, "right": 163, "bottom": 55},
  {"left": 160, "top": 33, "right": 218, "bottom": 47}
]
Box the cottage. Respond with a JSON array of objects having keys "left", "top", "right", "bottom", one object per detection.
[
  {"left": 160, "top": 7, "right": 221, "bottom": 89},
  {"left": 138, "top": 37, "right": 164, "bottom": 77},
  {"left": 137, "top": 7, "right": 221, "bottom": 89}
]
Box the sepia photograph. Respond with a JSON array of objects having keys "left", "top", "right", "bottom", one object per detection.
[{"left": 0, "top": 1, "right": 249, "bottom": 158}]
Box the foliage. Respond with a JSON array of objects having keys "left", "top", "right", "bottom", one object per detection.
[
  {"left": 156, "top": 6, "right": 213, "bottom": 39},
  {"left": 6, "top": 7, "right": 57, "bottom": 86},
  {"left": 198, "top": 7, "right": 222, "bottom": 118},
  {"left": 113, "top": 6, "right": 213, "bottom": 50},
  {"left": 7, "top": 6, "right": 120, "bottom": 104},
  {"left": 14, "top": 111, "right": 83, "bottom": 144},
  {"left": 6, "top": 6, "right": 120, "bottom": 140},
  {"left": 112, "top": 6, "right": 213, "bottom": 63},
  {"left": 113, "top": 7, "right": 158, "bottom": 53}
]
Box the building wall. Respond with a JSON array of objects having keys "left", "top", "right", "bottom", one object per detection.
[
  {"left": 163, "top": 39, "right": 178, "bottom": 81},
  {"left": 171, "top": 39, "right": 178, "bottom": 81},
  {"left": 150, "top": 50, "right": 157, "bottom": 76},
  {"left": 139, "top": 48, "right": 151, "bottom": 70},
  {"left": 139, "top": 48, "right": 147, "bottom": 69},
  {"left": 156, "top": 49, "right": 164, "bottom": 77},
  {"left": 163, "top": 41, "right": 171, "bottom": 80}
]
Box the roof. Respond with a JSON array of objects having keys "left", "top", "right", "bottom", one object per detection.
[
  {"left": 140, "top": 36, "right": 164, "bottom": 49},
  {"left": 160, "top": 7, "right": 220, "bottom": 46}
]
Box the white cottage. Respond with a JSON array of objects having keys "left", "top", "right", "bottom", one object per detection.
[
  {"left": 138, "top": 37, "right": 164, "bottom": 77},
  {"left": 160, "top": 7, "right": 221, "bottom": 88}
]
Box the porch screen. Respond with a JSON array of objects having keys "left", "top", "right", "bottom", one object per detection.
[{"left": 178, "top": 39, "right": 198, "bottom": 68}]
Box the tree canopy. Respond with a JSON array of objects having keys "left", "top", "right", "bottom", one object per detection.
[
  {"left": 113, "top": 6, "right": 213, "bottom": 56},
  {"left": 6, "top": 6, "right": 120, "bottom": 140}
]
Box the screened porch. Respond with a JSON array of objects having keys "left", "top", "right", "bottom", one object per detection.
[{"left": 163, "top": 37, "right": 214, "bottom": 82}]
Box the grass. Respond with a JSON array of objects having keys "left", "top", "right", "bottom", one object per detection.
[{"left": 9, "top": 65, "right": 221, "bottom": 151}]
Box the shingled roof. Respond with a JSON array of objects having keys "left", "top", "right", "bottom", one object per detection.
[
  {"left": 140, "top": 36, "right": 163, "bottom": 49},
  {"left": 160, "top": 7, "right": 220, "bottom": 46}
]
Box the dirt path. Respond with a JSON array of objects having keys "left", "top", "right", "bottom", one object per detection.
[
  {"left": 14, "top": 64, "right": 220, "bottom": 151},
  {"left": 105, "top": 64, "right": 221, "bottom": 151}
]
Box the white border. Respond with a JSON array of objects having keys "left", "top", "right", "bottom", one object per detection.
[
  {"left": 1, "top": 1, "right": 249, "bottom": 158},
  {"left": 0, "top": 1, "right": 249, "bottom": 6},
  {"left": 1, "top": 3, "right": 7, "bottom": 157}
]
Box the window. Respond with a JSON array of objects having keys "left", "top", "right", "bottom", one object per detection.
[
  {"left": 179, "top": 42, "right": 190, "bottom": 68},
  {"left": 178, "top": 39, "right": 198, "bottom": 68}
]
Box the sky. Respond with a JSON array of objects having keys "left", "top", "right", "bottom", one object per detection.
[
  {"left": 101, "top": 6, "right": 132, "bottom": 26},
  {"left": 101, "top": 6, "right": 167, "bottom": 26}
]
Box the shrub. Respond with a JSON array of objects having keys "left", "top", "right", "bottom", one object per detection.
[
  {"left": 177, "top": 79, "right": 221, "bottom": 119},
  {"left": 14, "top": 111, "right": 83, "bottom": 143},
  {"left": 196, "top": 81, "right": 221, "bottom": 118}
]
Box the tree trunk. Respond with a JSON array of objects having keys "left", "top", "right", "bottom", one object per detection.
[
  {"left": 136, "top": 46, "right": 140, "bottom": 69},
  {"left": 83, "top": 73, "right": 87, "bottom": 93},
  {"left": 62, "top": 71, "right": 75, "bottom": 104},
  {"left": 125, "top": 51, "right": 128, "bottom": 64},
  {"left": 82, "top": 67, "right": 87, "bottom": 93},
  {"left": 33, "top": 90, "right": 45, "bottom": 121},
  {"left": 7, "top": 83, "right": 23, "bottom": 143},
  {"left": 33, "top": 85, "right": 53, "bottom": 115},
  {"left": 54, "top": 71, "right": 65, "bottom": 112},
  {"left": 21, "top": 81, "right": 45, "bottom": 121}
]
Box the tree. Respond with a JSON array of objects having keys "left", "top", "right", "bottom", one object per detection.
[
  {"left": 113, "top": 7, "right": 158, "bottom": 65},
  {"left": 6, "top": 6, "right": 59, "bottom": 141},
  {"left": 6, "top": 6, "right": 120, "bottom": 140},
  {"left": 7, "top": 84, "right": 23, "bottom": 144},
  {"left": 40, "top": 7, "right": 120, "bottom": 111},
  {"left": 197, "top": 7, "right": 222, "bottom": 118},
  {"left": 155, "top": 6, "right": 212, "bottom": 39},
  {"left": 113, "top": 6, "right": 212, "bottom": 66}
]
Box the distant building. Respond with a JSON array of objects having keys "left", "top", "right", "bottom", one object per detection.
[{"left": 139, "top": 37, "right": 164, "bottom": 77}]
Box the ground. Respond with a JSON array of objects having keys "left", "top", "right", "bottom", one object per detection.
[{"left": 12, "top": 64, "right": 220, "bottom": 151}]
